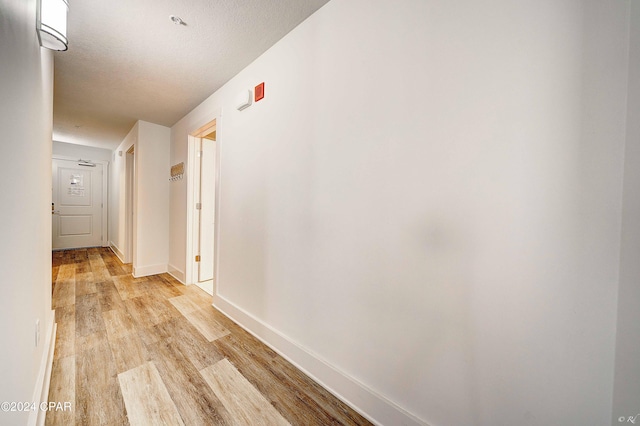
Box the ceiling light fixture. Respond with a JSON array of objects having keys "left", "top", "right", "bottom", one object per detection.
[
  {"left": 36, "top": 0, "right": 69, "bottom": 51},
  {"left": 170, "top": 15, "right": 185, "bottom": 26}
]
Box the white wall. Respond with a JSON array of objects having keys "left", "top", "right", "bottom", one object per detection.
[
  {"left": 167, "top": 130, "right": 189, "bottom": 280},
  {"left": 53, "top": 140, "right": 112, "bottom": 162},
  {"left": 110, "top": 121, "right": 170, "bottom": 276},
  {"left": 612, "top": 1, "right": 640, "bottom": 423},
  {"left": 135, "top": 121, "right": 170, "bottom": 276},
  {"left": 169, "top": 1, "right": 632, "bottom": 425},
  {"left": 0, "top": 0, "right": 56, "bottom": 424}
]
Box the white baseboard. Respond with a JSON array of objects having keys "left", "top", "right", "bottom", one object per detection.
[
  {"left": 212, "top": 294, "right": 428, "bottom": 426},
  {"left": 28, "top": 312, "right": 56, "bottom": 426},
  {"left": 109, "top": 242, "right": 125, "bottom": 263},
  {"left": 133, "top": 263, "right": 167, "bottom": 278},
  {"left": 167, "top": 264, "right": 186, "bottom": 284}
]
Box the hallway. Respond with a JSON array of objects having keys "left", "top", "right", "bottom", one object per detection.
[{"left": 47, "top": 248, "right": 370, "bottom": 425}]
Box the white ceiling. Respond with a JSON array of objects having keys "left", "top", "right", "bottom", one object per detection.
[{"left": 53, "top": 0, "right": 329, "bottom": 150}]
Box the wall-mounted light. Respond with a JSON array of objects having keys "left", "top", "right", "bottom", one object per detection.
[{"left": 37, "top": 0, "right": 69, "bottom": 51}]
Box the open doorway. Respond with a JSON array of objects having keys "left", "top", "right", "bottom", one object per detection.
[{"left": 187, "top": 119, "right": 218, "bottom": 295}]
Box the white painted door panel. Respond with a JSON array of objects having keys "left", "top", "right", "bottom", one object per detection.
[{"left": 52, "top": 159, "right": 103, "bottom": 249}]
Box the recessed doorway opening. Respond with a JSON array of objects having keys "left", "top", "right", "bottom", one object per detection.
[{"left": 186, "top": 118, "right": 218, "bottom": 296}]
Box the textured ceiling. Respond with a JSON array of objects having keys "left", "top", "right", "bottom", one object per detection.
[{"left": 53, "top": 0, "right": 329, "bottom": 150}]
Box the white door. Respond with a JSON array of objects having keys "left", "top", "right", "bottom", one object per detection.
[
  {"left": 198, "top": 138, "right": 216, "bottom": 282},
  {"left": 52, "top": 158, "right": 104, "bottom": 249}
]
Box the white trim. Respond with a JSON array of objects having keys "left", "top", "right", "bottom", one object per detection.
[
  {"left": 109, "top": 242, "right": 125, "bottom": 263},
  {"left": 101, "top": 163, "right": 109, "bottom": 247},
  {"left": 28, "top": 313, "right": 56, "bottom": 426},
  {"left": 212, "top": 117, "right": 222, "bottom": 298},
  {"left": 212, "top": 294, "right": 429, "bottom": 426},
  {"left": 167, "top": 264, "right": 186, "bottom": 283},
  {"left": 185, "top": 135, "right": 198, "bottom": 285},
  {"left": 133, "top": 263, "right": 167, "bottom": 278},
  {"left": 191, "top": 135, "right": 203, "bottom": 284},
  {"left": 125, "top": 146, "right": 135, "bottom": 264}
]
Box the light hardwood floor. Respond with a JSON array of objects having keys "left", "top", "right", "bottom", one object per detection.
[{"left": 48, "top": 248, "right": 371, "bottom": 426}]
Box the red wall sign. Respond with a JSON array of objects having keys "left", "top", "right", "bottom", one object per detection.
[{"left": 255, "top": 82, "right": 265, "bottom": 102}]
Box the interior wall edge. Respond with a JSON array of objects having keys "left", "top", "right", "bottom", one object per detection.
[
  {"left": 109, "top": 243, "right": 125, "bottom": 263},
  {"left": 27, "top": 313, "right": 56, "bottom": 426},
  {"left": 132, "top": 263, "right": 168, "bottom": 278},
  {"left": 167, "top": 265, "right": 186, "bottom": 284}
]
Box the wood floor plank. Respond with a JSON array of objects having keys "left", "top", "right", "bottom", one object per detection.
[
  {"left": 158, "top": 273, "right": 187, "bottom": 290},
  {"left": 73, "top": 249, "right": 89, "bottom": 261},
  {"left": 168, "top": 294, "right": 203, "bottom": 316},
  {"left": 75, "top": 330, "right": 109, "bottom": 355},
  {"left": 228, "top": 331, "right": 369, "bottom": 426},
  {"left": 173, "top": 287, "right": 243, "bottom": 336},
  {"left": 168, "top": 329, "right": 225, "bottom": 371},
  {"left": 113, "top": 275, "right": 151, "bottom": 300},
  {"left": 139, "top": 316, "right": 224, "bottom": 370},
  {"left": 57, "top": 263, "right": 76, "bottom": 280},
  {"left": 52, "top": 266, "right": 59, "bottom": 286},
  {"left": 124, "top": 293, "right": 181, "bottom": 329},
  {"left": 52, "top": 252, "right": 63, "bottom": 268},
  {"left": 180, "top": 284, "right": 214, "bottom": 308},
  {"left": 54, "top": 305, "right": 75, "bottom": 360},
  {"left": 75, "top": 261, "right": 91, "bottom": 274},
  {"left": 75, "top": 341, "right": 128, "bottom": 425},
  {"left": 184, "top": 307, "right": 230, "bottom": 342},
  {"left": 136, "top": 324, "right": 164, "bottom": 347},
  {"left": 102, "top": 297, "right": 148, "bottom": 374},
  {"left": 201, "top": 358, "right": 290, "bottom": 426},
  {"left": 150, "top": 278, "right": 184, "bottom": 299},
  {"left": 148, "top": 339, "right": 233, "bottom": 425},
  {"left": 213, "top": 335, "right": 333, "bottom": 426},
  {"left": 102, "top": 308, "right": 137, "bottom": 341},
  {"left": 45, "top": 356, "right": 75, "bottom": 426},
  {"left": 120, "top": 263, "right": 133, "bottom": 275},
  {"left": 88, "top": 254, "right": 111, "bottom": 282},
  {"left": 270, "top": 355, "right": 371, "bottom": 426},
  {"left": 52, "top": 264, "right": 75, "bottom": 308},
  {"left": 104, "top": 259, "right": 127, "bottom": 277},
  {"left": 175, "top": 285, "right": 245, "bottom": 333},
  {"left": 75, "top": 272, "right": 96, "bottom": 297},
  {"left": 52, "top": 281, "right": 75, "bottom": 309},
  {"left": 75, "top": 293, "right": 106, "bottom": 338},
  {"left": 96, "top": 280, "right": 125, "bottom": 312},
  {"left": 118, "top": 362, "right": 184, "bottom": 426},
  {"left": 110, "top": 333, "right": 149, "bottom": 374}
]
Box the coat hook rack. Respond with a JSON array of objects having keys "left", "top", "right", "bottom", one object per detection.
[{"left": 170, "top": 162, "right": 184, "bottom": 181}]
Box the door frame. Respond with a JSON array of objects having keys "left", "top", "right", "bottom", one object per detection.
[
  {"left": 125, "top": 145, "right": 135, "bottom": 264},
  {"left": 185, "top": 117, "right": 220, "bottom": 291},
  {"left": 52, "top": 155, "right": 109, "bottom": 248}
]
